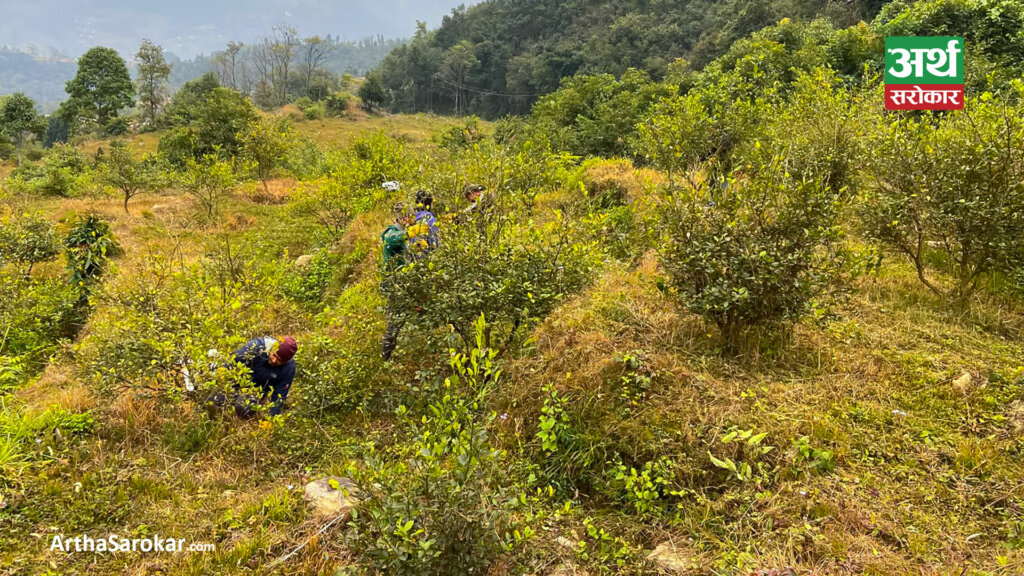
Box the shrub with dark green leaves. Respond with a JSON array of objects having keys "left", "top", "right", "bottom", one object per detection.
[
  {"left": 0, "top": 213, "right": 59, "bottom": 275},
  {"left": 529, "top": 69, "right": 676, "bottom": 158},
  {"left": 860, "top": 90, "right": 1024, "bottom": 302},
  {"left": 437, "top": 117, "right": 484, "bottom": 152},
  {"left": 64, "top": 213, "right": 119, "bottom": 295},
  {"left": 660, "top": 158, "right": 860, "bottom": 345},
  {"left": 157, "top": 84, "right": 258, "bottom": 165},
  {"left": 347, "top": 131, "right": 416, "bottom": 188},
  {"left": 325, "top": 92, "right": 351, "bottom": 117},
  {"left": 384, "top": 210, "right": 599, "bottom": 355},
  {"left": 82, "top": 249, "right": 275, "bottom": 398}
]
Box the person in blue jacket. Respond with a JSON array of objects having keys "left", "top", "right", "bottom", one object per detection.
[{"left": 228, "top": 336, "right": 298, "bottom": 418}]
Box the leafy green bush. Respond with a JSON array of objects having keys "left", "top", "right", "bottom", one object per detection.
[
  {"left": 385, "top": 211, "right": 599, "bottom": 354},
  {"left": 97, "top": 141, "right": 164, "bottom": 213},
  {"left": 631, "top": 93, "right": 722, "bottom": 186},
  {"left": 297, "top": 281, "right": 389, "bottom": 414},
  {"left": 6, "top": 143, "right": 91, "bottom": 197},
  {"left": 755, "top": 68, "right": 867, "bottom": 193},
  {"left": 0, "top": 271, "right": 82, "bottom": 361},
  {"left": 158, "top": 83, "right": 258, "bottom": 164},
  {"left": 347, "top": 131, "right": 416, "bottom": 188},
  {"left": 240, "top": 117, "right": 292, "bottom": 192},
  {"left": 0, "top": 213, "right": 59, "bottom": 275},
  {"left": 345, "top": 319, "right": 531, "bottom": 575},
  {"left": 156, "top": 127, "right": 199, "bottom": 168},
  {"left": 82, "top": 248, "right": 275, "bottom": 399},
  {"left": 280, "top": 249, "right": 334, "bottom": 305},
  {"left": 325, "top": 92, "right": 351, "bottom": 117},
  {"left": 437, "top": 117, "right": 484, "bottom": 152},
  {"left": 282, "top": 136, "right": 328, "bottom": 181},
  {"left": 660, "top": 158, "right": 860, "bottom": 346},
  {"left": 63, "top": 213, "right": 119, "bottom": 296},
  {"left": 860, "top": 90, "right": 1024, "bottom": 302},
  {"left": 529, "top": 69, "right": 676, "bottom": 158},
  {"left": 179, "top": 155, "right": 236, "bottom": 219}
]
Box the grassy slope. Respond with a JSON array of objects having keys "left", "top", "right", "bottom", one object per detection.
[{"left": 2, "top": 116, "right": 1023, "bottom": 576}]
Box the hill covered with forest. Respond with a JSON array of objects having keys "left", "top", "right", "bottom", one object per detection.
[{"left": 370, "top": 0, "right": 891, "bottom": 116}]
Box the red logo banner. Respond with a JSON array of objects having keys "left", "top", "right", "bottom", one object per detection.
[{"left": 885, "top": 84, "right": 964, "bottom": 111}]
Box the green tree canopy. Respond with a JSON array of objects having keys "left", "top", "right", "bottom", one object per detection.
[
  {"left": 135, "top": 39, "right": 172, "bottom": 128},
  {"left": 0, "top": 93, "right": 46, "bottom": 164},
  {"left": 60, "top": 47, "right": 135, "bottom": 134}
]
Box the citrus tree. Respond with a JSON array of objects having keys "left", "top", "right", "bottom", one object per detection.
[{"left": 860, "top": 90, "right": 1024, "bottom": 302}]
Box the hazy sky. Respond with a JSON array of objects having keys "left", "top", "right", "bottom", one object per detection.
[{"left": 0, "top": 0, "right": 476, "bottom": 58}]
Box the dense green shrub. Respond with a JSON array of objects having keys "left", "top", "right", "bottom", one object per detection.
[
  {"left": 384, "top": 210, "right": 599, "bottom": 354},
  {"left": 156, "top": 127, "right": 199, "bottom": 168},
  {"left": 631, "top": 93, "right": 722, "bottom": 186},
  {"left": 325, "top": 92, "right": 351, "bottom": 116},
  {"left": 83, "top": 248, "right": 276, "bottom": 398},
  {"left": 860, "top": 90, "right": 1024, "bottom": 302},
  {"left": 0, "top": 213, "right": 59, "bottom": 275},
  {"left": 294, "top": 97, "right": 326, "bottom": 120},
  {"left": 0, "top": 271, "right": 82, "bottom": 359},
  {"left": 437, "top": 117, "right": 484, "bottom": 152},
  {"left": 6, "top": 144, "right": 91, "bottom": 197},
  {"left": 529, "top": 69, "right": 676, "bottom": 158},
  {"left": 282, "top": 136, "right": 329, "bottom": 181},
  {"left": 660, "top": 158, "right": 860, "bottom": 345},
  {"left": 280, "top": 249, "right": 334, "bottom": 305},
  {"left": 346, "top": 131, "right": 416, "bottom": 188},
  {"left": 158, "top": 82, "right": 258, "bottom": 164},
  {"left": 63, "top": 213, "right": 119, "bottom": 295},
  {"left": 754, "top": 68, "right": 867, "bottom": 193},
  {"left": 240, "top": 117, "right": 293, "bottom": 192}
]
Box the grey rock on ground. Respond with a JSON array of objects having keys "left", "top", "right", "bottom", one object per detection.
[{"left": 302, "top": 477, "right": 359, "bottom": 518}]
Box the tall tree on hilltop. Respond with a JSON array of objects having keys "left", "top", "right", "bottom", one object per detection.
[
  {"left": 60, "top": 47, "right": 134, "bottom": 134},
  {"left": 135, "top": 39, "right": 172, "bottom": 127},
  {"left": 439, "top": 41, "right": 479, "bottom": 115},
  {"left": 0, "top": 93, "right": 46, "bottom": 165},
  {"left": 301, "top": 36, "right": 336, "bottom": 99}
]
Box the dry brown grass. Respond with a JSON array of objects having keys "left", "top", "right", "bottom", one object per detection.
[
  {"left": 239, "top": 178, "right": 297, "bottom": 205},
  {"left": 497, "top": 248, "right": 1024, "bottom": 575}
]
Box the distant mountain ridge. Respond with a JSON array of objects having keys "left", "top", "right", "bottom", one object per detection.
[{"left": 0, "top": 36, "right": 405, "bottom": 114}]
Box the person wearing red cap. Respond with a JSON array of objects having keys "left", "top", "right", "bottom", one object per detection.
[{"left": 229, "top": 336, "right": 297, "bottom": 417}]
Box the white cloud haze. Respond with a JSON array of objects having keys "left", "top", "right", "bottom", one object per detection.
[{"left": 0, "top": 0, "right": 477, "bottom": 58}]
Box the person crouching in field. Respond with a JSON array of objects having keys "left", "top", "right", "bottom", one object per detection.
[{"left": 219, "top": 336, "right": 298, "bottom": 418}]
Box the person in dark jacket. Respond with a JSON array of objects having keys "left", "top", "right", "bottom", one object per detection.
[{"left": 229, "top": 336, "right": 298, "bottom": 417}]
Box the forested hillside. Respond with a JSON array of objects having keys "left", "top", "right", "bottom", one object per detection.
[
  {"left": 0, "top": 48, "right": 78, "bottom": 113},
  {"left": 371, "top": 0, "right": 890, "bottom": 116}
]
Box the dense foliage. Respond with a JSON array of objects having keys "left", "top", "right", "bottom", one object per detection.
[{"left": 371, "top": 0, "right": 890, "bottom": 117}]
